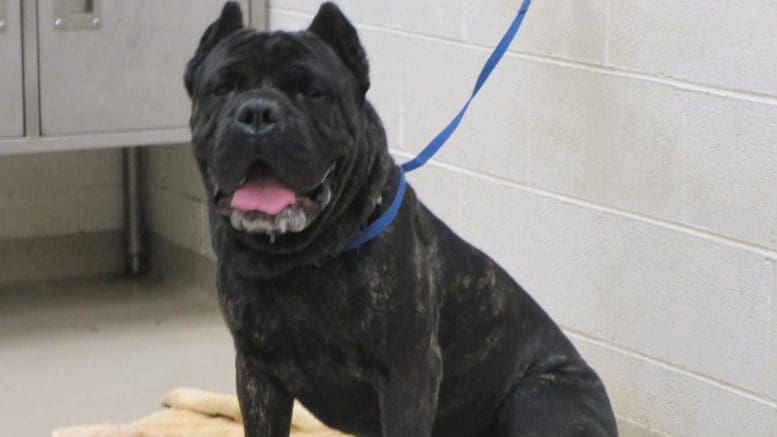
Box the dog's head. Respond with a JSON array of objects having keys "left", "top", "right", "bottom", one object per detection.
[{"left": 185, "top": 2, "right": 391, "bottom": 276}]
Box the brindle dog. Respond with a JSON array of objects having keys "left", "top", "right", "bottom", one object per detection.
[{"left": 184, "top": 2, "right": 618, "bottom": 436}]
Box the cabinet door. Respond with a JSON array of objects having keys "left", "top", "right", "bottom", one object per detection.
[
  {"left": 37, "top": 0, "right": 249, "bottom": 136},
  {"left": 0, "top": 0, "right": 24, "bottom": 138}
]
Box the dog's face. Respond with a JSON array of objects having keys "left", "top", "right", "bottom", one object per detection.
[{"left": 185, "top": 2, "right": 389, "bottom": 273}]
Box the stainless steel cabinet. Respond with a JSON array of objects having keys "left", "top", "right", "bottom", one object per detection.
[
  {"left": 0, "top": 0, "right": 24, "bottom": 138},
  {"left": 38, "top": 0, "right": 249, "bottom": 135},
  {"left": 0, "top": 0, "right": 262, "bottom": 154}
]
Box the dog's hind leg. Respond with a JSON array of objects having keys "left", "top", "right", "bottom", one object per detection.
[{"left": 494, "top": 359, "right": 618, "bottom": 437}]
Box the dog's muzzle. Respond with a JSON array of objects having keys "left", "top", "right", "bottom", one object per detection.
[{"left": 213, "top": 161, "right": 336, "bottom": 238}]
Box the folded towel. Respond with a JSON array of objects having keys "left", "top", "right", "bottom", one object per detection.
[{"left": 52, "top": 388, "right": 349, "bottom": 437}]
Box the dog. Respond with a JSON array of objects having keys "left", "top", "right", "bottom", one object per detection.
[{"left": 184, "top": 2, "right": 618, "bottom": 436}]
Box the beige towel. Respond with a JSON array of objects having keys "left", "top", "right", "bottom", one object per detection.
[{"left": 53, "top": 388, "right": 349, "bottom": 437}]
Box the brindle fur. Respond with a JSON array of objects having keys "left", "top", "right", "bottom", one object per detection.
[{"left": 185, "top": 3, "right": 618, "bottom": 436}]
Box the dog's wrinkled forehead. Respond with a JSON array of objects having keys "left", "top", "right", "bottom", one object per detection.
[
  {"left": 185, "top": 2, "right": 369, "bottom": 101},
  {"left": 193, "top": 30, "right": 344, "bottom": 96}
]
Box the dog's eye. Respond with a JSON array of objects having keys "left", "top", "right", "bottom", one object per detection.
[
  {"left": 304, "top": 86, "right": 325, "bottom": 99},
  {"left": 212, "top": 83, "right": 235, "bottom": 97}
]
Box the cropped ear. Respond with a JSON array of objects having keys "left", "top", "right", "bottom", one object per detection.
[
  {"left": 308, "top": 2, "right": 370, "bottom": 97},
  {"left": 184, "top": 2, "right": 245, "bottom": 96}
]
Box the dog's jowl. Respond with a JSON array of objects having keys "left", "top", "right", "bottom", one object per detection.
[{"left": 184, "top": 2, "right": 618, "bottom": 436}]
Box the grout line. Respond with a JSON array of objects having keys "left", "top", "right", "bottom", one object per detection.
[
  {"left": 510, "top": 51, "right": 777, "bottom": 106},
  {"left": 458, "top": 1, "right": 467, "bottom": 42},
  {"left": 149, "top": 183, "right": 205, "bottom": 205},
  {"left": 603, "top": 0, "right": 611, "bottom": 65},
  {"left": 525, "top": 62, "right": 534, "bottom": 187},
  {"left": 276, "top": 9, "right": 776, "bottom": 256},
  {"left": 564, "top": 329, "right": 777, "bottom": 410},
  {"left": 397, "top": 38, "right": 406, "bottom": 152},
  {"left": 614, "top": 415, "right": 670, "bottom": 437},
  {"left": 272, "top": 8, "right": 777, "bottom": 107},
  {"left": 389, "top": 149, "right": 777, "bottom": 260},
  {"left": 680, "top": 95, "right": 689, "bottom": 226}
]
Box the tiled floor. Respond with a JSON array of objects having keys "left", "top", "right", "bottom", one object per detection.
[{"left": 0, "top": 275, "right": 235, "bottom": 436}]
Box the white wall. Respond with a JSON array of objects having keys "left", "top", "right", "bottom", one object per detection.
[
  {"left": 268, "top": 1, "right": 775, "bottom": 436},
  {"left": 0, "top": 150, "right": 123, "bottom": 240},
  {"left": 146, "top": 144, "right": 215, "bottom": 261},
  {"left": 149, "top": 1, "right": 777, "bottom": 435},
  {"left": 0, "top": 150, "right": 124, "bottom": 282}
]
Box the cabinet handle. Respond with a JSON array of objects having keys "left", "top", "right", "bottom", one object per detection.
[
  {"left": 0, "top": 0, "right": 7, "bottom": 32},
  {"left": 53, "top": 0, "right": 102, "bottom": 31}
]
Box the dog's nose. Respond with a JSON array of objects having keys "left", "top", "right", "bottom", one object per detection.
[{"left": 235, "top": 99, "right": 281, "bottom": 136}]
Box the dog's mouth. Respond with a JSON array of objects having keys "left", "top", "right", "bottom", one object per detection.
[{"left": 213, "top": 162, "right": 335, "bottom": 238}]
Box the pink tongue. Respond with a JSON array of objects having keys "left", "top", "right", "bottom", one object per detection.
[{"left": 229, "top": 175, "right": 297, "bottom": 215}]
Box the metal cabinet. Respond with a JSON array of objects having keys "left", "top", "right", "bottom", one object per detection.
[
  {"left": 0, "top": 0, "right": 263, "bottom": 154},
  {"left": 38, "top": 0, "right": 249, "bottom": 136},
  {"left": 0, "top": 0, "right": 24, "bottom": 138}
]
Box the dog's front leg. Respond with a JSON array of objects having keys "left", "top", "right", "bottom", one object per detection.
[
  {"left": 378, "top": 345, "right": 443, "bottom": 437},
  {"left": 236, "top": 354, "right": 293, "bottom": 437}
]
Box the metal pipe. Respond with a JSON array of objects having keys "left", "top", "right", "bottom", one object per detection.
[{"left": 123, "top": 147, "right": 145, "bottom": 276}]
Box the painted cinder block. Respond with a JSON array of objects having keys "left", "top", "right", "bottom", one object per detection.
[
  {"left": 0, "top": 150, "right": 122, "bottom": 238},
  {"left": 405, "top": 161, "right": 463, "bottom": 230},
  {"left": 145, "top": 147, "right": 167, "bottom": 188},
  {"left": 608, "top": 1, "right": 777, "bottom": 96},
  {"left": 400, "top": 37, "right": 532, "bottom": 184},
  {"left": 147, "top": 186, "right": 205, "bottom": 253},
  {"left": 160, "top": 145, "right": 207, "bottom": 202},
  {"left": 77, "top": 185, "right": 124, "bottom": 232},
  {"left": 0, "top": 150, "right": 120, "bottom": 195},
  {"left": 0, "top": 153, "right": 81, "bottom": 195},
  {"left": 768, "top": 260, "right": 777, "bottom": 401},
  {"left": 269, "top": 0, "right": 330, "bottom": 15},
  {"left": 268, "top": 8, "right": 312, "bottom": 29},
  {"left": 592, "top": 213, "right": 772, "bottom": 398},
  {"left": 572, "top": 334, "right": 777, "bottom": 437},
  {"left": 74, "top": 150, "right": 123, "bottom": 188},
  {"left": 684, "top": 93, "right": 777, "bottom": 251},
  {"left": 529, "top": 62, "right": 686, "bottom": 222},
  {"left": 346, "top": 0, "right": 463, "bottom": 40},
  {"left": 457, "top": 172, "right": 772, "bottom": 396},
  {"left": 1, "top": 191, "right": 80, "bottom": 239},
  {"left": 464, "top": 0, "right": 607, "bottom": 65},
  {"left": 357, "top": 26, "right": 403, "bottom": 152},
  {"left": 200, "top": 205, "right": 218, "bottom": 261},
  {"left": 398, "top": 37, "right": 477, "bottom": 152}
]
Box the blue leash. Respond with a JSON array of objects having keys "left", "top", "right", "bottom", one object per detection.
[{"left": 345, "top": 0, "right": 532, "bottom": 251}]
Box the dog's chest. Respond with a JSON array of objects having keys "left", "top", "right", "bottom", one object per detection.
[
  {"left": 219, "top": 271, "right": 389, "bottom": 431},
  {"left": 219, "top": 266, "right": 392, "bottom": 393}
]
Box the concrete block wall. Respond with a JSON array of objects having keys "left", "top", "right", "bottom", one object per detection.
[
  {"left": 268, "top": 1, "right": 777, "bottom": 435},
  {"left": 148, "top": 1, "right": 777, "bottom": 435},
  {"left": 0, "top": 150, "right": 124, "bottom": 282},
  {"left": 145, "top": 145, "right": 216, "bottom": 262},
  {"left": 0, "top": 150, "right": 123, "bottom": 240}
]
